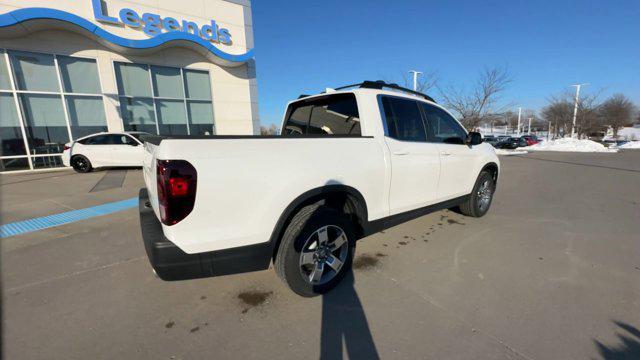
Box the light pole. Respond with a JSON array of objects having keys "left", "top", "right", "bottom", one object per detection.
[
  {"left": 570, "top": 83, "right": 589, "bottom": 138},
  {"left": 517, "top": 107, "right": 522, "bottom": 136},
  {"left": 409, "top": 70, "right": 423, "bottom": 91},
  {"left": 505, "top": 113, "right": 510, "bottom": 135},
  {"left": 527, "top": 117, "right": 532, "bottom": 134}
]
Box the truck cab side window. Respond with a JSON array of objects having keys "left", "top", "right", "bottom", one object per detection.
[
  {"left": 307, "top": 95, "right": 360, "bottom": 135},
  {"left": 283, "top": 94, "right": 361, "bottom": 136},
  {"left": 284, "top": 105, "right": 312, "bottom": 135},
  {"left": 421, "top": 104, "right": 467, "bottom": 144},
  {"left": 381, "top": 97, "right": 427, "bottom": 142}
]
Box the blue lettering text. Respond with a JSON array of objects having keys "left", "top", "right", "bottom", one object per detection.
[{"left": 92, "top": 0, "right": 232, "bottom": 45}]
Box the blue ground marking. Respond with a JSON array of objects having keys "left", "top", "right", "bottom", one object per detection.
[{"left": 0, "top": 197, "right": 138, "bottom": 238}]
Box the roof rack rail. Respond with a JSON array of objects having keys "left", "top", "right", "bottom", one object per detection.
[{"left": 334, "top": 80, "right": 436, "bottom": 102}]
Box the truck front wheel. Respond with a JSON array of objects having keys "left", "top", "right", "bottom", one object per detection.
[
  {"left": 459, "top": 170, "right": 495, "bottom": 217},
  {"left": 274, "top": 204, "right": 356, "bottom": 297}
]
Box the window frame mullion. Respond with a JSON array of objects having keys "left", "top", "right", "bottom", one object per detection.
[
  {"left": 147, "top": 65, "right": 160, "bottom": 135},
  {"left": 180, "top": 68, "right": 190, "bottom": 135},
  {"left": 53, "top": 54, "right": 75, "bottom": 142},
  {"left": 4, "top": 50, "right": 34, "bottom": 169}
]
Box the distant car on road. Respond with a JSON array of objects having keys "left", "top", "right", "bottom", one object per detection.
[
  {"left": 62, "top": 132, "right": 150, "bottom": 173},
  {"left": 496, "top": 137, "right": 527, "bottom": 149},
  {"left": 521, "top": 134, "right": 540, "bottom": 146}
]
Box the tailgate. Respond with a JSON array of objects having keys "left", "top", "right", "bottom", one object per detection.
[{"left": 142, "top": 141, "right": 160, "bottom": 218}]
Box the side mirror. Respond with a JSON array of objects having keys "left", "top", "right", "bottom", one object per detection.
[{"left": 465, "top": 132, "right": 483, "bottom": 146}]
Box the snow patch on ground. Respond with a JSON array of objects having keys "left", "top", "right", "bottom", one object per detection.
[
  {"left": 603, "top": 126, "right": 640, "bottom": 141},
  {"left": 618, "top": 141, "right": 640, "bottom": 149},
  {"left": 494, "top": 149, "right": 528, "bottom": 156},
  {"left": 527, "top": 138, "right": 618, "bottom": 153}
]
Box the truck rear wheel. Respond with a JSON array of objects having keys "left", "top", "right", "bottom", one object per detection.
[
  {"left": 459, "top": 170, "right": 495, "bottom": 217},
  {"left": 274, "top": 204, "right": 356, "bottom": 297}
]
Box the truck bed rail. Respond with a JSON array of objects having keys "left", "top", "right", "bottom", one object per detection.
[{"left": 140, "top": 134, "right": 373, "bottom": 145}]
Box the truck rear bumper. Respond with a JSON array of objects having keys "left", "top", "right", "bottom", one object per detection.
[{"left": 138, "top": 188, "right": 272, "bottom": 281}]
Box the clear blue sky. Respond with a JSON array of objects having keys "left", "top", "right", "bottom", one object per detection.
[{"left": 252, "top": 0, "right": 640, "bottom": 127}]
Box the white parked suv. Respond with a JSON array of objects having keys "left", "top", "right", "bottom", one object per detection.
[
  {"left": 62, "top": 132, "right": 150, "bottom": 173},
  {"left": 138, "top": 81, "right": 499, "bottom": 296}
]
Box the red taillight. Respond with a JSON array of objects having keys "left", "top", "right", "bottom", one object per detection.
[
  {"left": 169, "top": 177, "right": 190, "bottom": 197},
  {"left": 157, "top": 160, "right": 197, "bottom": 226},
  {"left": 63, "top": 145, "right": 70, "bottom": 151}
]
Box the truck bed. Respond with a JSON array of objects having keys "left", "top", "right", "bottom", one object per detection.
[{"left": 141, "top": 135, "right": 388, "bottom": 255}]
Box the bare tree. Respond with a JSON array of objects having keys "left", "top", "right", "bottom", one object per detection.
[
  {"left": 599, "top": 94, "right": 635, "bottom": 138},
  {"left": 542, "top": 89, "right": 604, "bottom": 138},
  {"left": 541, "top": 98, "right": 573, "bottom": 138},
  {"left": 260, "top": 124, "right": 279, "bottom": 135},
  {"left": 575, "top": 92, "right": 602, "bottom": 138},
  {"left": 438, "top": 66, "right": 512, "bottom": 130}
]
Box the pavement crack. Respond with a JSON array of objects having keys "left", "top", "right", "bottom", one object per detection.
[{"left": 6, "top": 256, "right": 146, "bottom": 293}]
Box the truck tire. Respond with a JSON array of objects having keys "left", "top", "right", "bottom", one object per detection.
[
  {"left": 71, "top": 155, "right": 92, "bottom": 173},
  {"left": 459, "top": 170, "right": 495, "bottom": 218},
  {"left": 275, "top": 204, "right": 356, "bottom": 297}
]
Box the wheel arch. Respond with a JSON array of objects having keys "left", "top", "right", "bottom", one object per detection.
[
  {"left": 480, "top": 162, "right": 499, "bottom": 186},
  {"left": 268, "top": 185, "right": 369, "bottom": 261},
  {"left": 70, "top": 153, "right": 90, "bottom": 162}
]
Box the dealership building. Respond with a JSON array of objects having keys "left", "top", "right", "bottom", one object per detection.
[{"left": 0, "top": 0, "right": 257, "bottom": 172}]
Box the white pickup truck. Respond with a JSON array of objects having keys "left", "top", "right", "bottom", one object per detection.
[{"left": 138, "top": 81, "right": 499, "bottom": 296}]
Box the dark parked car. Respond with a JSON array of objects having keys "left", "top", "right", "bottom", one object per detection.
[
  {"left": 496, "top": 137, "right": 527, "bottom": 149},
  {"left": 483, "top": 135, "right": 500, "bottom": 146}
]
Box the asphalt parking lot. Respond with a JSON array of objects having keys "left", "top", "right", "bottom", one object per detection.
[{"left": 2, "top": 151, "right": 639, "bottom": 360}]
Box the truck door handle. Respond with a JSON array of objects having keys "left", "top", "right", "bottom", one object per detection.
[
  {"left": 440, "top": 151, "right": 452, "bottom": 156},
  {"left": 393, "top": 150, "right": 409, "bottom": 156}
]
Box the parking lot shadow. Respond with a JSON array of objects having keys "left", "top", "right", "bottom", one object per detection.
[
  {"left": 594, "top": 321, "right": 640, "bottom": 360},
  {"left": 320, "top": 271, "right": 379, "bottom": 360}
]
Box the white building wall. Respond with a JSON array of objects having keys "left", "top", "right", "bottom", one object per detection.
[{"left": 0, "top": 0, "right": 258, "bottom": 135}]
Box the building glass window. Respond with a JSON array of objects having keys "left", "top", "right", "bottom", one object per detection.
[
  {"left": 0, "top": 93, "right": 26, "bottom": 156},
  {"left": 0, "top": 49, "right": 107, "bottom": 172},
  {"left": 120, "top": 97, "right": 157, "bottom": 134},
  {"left": 184, "top": 70, "right": 212, "bottom": 100},
  {"left": 19, "top": 94, "right": 69, "bottom": 155},
  {"left": 66, "top": 96, "right": 108, "bottom": 139},
  {"left": 187, "top": 101, "right": 215, "bottom": 135},
  {"left": 156, "top": 99, "right": 188, "bottom": 135},
  {"left": 115, "top": 61, "right": 215, "bottom": 136},
  {"left": 58, "top": 56, "right": 102, "bottom": 94},
  {"left": 152, "top": 66, "right": 184, "bottom": 98},
  {"left": 32, "top": 155, "right": 64, "bottom": 169},
  {"left": 9, "top": 51, "right": 59, "bottom": 92},
  {"left": 1, "top": 157, "right": 30, "bottom": 172},
  {"left": 115, "top": 62, "right": 152, "bottom": 97}
]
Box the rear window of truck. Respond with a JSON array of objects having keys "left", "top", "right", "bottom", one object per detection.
[{"left": 283, "top": 93, "right": 361, "bottom": 136}]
